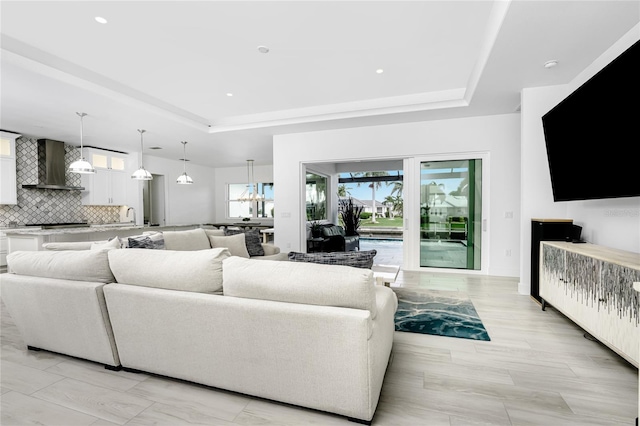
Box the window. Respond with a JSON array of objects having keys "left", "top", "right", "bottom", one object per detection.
[
  {"left": 306, "top": 173, "right": 327, "bottom": 220},
  {"left": 227, "top": 182, "right": 274, "bottom": 219}
]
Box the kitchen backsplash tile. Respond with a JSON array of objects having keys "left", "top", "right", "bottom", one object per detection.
[{"left": 0, "top": 137, "right": 121, "bottom": 226}]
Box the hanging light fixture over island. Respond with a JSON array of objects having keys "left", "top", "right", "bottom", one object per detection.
[
  {"left": 131, "top": 129, "right": 153, "bottom": 180},
  {"left": 176, "top": 141, "right": 193, "bottom": 185},
  {"left": 68, "top": 112, "right": 95, "bottom": 174}
]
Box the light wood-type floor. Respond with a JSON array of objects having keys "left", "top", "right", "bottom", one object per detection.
[{"left": 1, "top": 271, "right": 638, "bottom": 425}]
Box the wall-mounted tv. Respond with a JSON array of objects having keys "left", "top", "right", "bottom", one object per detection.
[{"left": 541, "top": 39, "right": 640, "bottom": 202}]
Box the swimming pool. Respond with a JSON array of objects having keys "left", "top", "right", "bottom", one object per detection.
[{"left": 360, "top": 238, "right": 403, "bottom": 265}]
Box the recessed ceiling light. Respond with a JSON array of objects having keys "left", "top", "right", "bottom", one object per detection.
[
  {"left": 257, "top": 46, "right": 270, "bottom": 54},
  {"left": 226, "top": 93, "right": 233, "bottom": 97},
  {"left": 544, "top": 60, "right": 558, "bottom": 69},
  {"left": 376, "top": 69, "right": 384, "bottom": 74},
  {"left": 95, "top": 16, "right": 108, "bottom": 24}
]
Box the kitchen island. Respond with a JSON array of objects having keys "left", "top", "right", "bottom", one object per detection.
[{"left": 4, "top": 224, "right": 201, "bottom": 254}]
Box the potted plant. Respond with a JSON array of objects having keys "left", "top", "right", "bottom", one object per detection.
[
  {"left": 339, "top": 197, "right": 363, "bottom": 236},
  {"left": 310, "top": 220, "right": 323, "bottom": 238}
]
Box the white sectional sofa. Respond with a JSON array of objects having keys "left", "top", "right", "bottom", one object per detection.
[{"left": 1, "top": 239, "right": 397, "bottom": 423}]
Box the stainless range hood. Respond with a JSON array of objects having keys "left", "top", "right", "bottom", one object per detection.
[{"left": 22, "top": 139, "right": 85, "bottom": 191}]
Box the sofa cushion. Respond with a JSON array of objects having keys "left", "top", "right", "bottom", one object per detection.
[
  {"left": 224, "top": 228, "right": 265, "bottom": 257},
  {"left": 322, "top": 225, "right": 345, "bottom": 237},
  {"left": 7, "top": 250, "right": 115, "bottom": 283},
  {"left": 90, "top": 237, "right": 122, "bottom": 250},
  {"left": 108, "top": 248, "right": 230, "bottom": 293},
  {"left": 222, "top": 256, "right": 377, "bottom": 316},
  {"left": 208, "top": 233, "right": 250, "bottom": 258},
  {"left": 163, "top": 228, "right": 211, "bottom": 251},
  {"left": 288, "top": 250, "right": 377, "bottom": 269}
]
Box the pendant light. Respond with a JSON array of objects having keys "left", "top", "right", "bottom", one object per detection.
[
  {"left": 69, "top": 112, "right": 96, "bottom": 174},
  {"left": 238, "top": 159, "right": 263, "bottom": 203},
  {"left": 176, "top": 141, "right": 193, "bottom": 184},
  {"left": 131, "top": 129, "right": 153, "bottom": 180}
]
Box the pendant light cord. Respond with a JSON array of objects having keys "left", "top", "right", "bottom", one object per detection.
[
  {"left": 138, "top": 129, "right": 146, "bottom": 168},
  {"left": 77, "top": 112, "right": 87, "bottom": 158},
  {"left": 182, "top": 141, "right": 187, "bottom": 173}
]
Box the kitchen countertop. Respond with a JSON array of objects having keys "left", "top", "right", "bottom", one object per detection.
[
  {"left": 3, "top": 224, "right": 144, "bottom": 236},
  {"left": 2, "top": 223, "right": 205, "bottom": 236}
]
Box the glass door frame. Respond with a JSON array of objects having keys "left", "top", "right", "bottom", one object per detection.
[{"left": 403, "top": 153, "right": 489, "bottom": 274}]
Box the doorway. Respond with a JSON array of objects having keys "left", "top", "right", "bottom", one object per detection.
[
  {"left": 419, "top": 159, "right": 482, "bottom": 270},
  {"left": 143, "top": 174, "right": 166, "bottom": 226}
]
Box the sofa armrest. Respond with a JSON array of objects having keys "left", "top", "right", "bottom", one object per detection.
[{"left": 0, "top": 274, "right": 120, "bottom": 367}]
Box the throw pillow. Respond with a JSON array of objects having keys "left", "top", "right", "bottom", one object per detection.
[
  {"left": 128, "top": 236, "right": 153, "bottom": 249},
  {"left": 90, "top": 237, "right": 121, "bottom": 250},
  {"left": 224, "top": 228, "right": 265, "bottom": 257},
  {"left": 287, "top": 250, "right": 377, "bottom": 269},
  {"left": 208, "top": 233, "right": 250, "bottom": 258},
  {"left": 121, "top": 233, "right": 164, "bottom": 249},
  {"left": 163, "top": 228, "right": 210, "bottom": 251}
]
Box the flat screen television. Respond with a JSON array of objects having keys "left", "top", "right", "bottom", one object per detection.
[{"left": 541, "top": 39, "right": 640, "bottom": 202}]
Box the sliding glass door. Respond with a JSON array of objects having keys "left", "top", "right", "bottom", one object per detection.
[{"left": 419, "top": 159, "right": 482, "bottom": 270}]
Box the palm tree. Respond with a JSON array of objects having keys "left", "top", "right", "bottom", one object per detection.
[
  {"left": 354, "top": 171, "right": 389, "bottom": 223},
  {"left": 384, "top": 194, "right": 403, "bottom": 217},
  {"left": 337, "top": 184, "right": 349, "bottom": 197},
  {"left": 390, "top": 181, "right": 403, "bottom": 197}
]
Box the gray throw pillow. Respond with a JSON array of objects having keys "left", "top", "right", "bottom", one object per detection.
[
  {"left": 224, "top": 228, "right": 265, "bottom": 257},
  {"left": 128, "top": 235, "right": 164, "bottom": 249},
  {"left": 287, "top": 250, "right": 377, "bottom": 269}
]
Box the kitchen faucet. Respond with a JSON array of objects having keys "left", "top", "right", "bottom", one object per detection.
[{"left": 126, "top": 207, "right": 136, "bottom": 224}]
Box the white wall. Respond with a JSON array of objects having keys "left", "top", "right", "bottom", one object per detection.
[
  {"left": 213, "top": 163, "right": 274, "bottom": 224},
  {"left": 139, "top": 155, "right": 217, "bottom": 225},
  {"left": 519, "top": 25, "right": 640, "bottom": 294},
  {"left": 273, "top": 113, "right": 522, "bottom": 277}
]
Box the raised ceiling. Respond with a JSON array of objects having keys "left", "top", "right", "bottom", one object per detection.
[{"left": 1, "top": 1, "right": 638, "bottom": 167}]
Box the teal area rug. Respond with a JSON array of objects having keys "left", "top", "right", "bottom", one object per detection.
[{"left": 394, "top": 289, "right": 491, "bottom": 341}]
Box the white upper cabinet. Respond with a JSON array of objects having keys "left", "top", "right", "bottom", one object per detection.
[
  {"left": 81, "top": 148, "right": 129, "bottom": 205},
  {"left": 0, "top": 132, "right": 21, "bottom": 205}
]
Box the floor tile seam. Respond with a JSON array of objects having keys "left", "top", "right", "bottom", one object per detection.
[
  {"left": 226, "top": 392, "right": 254, "bottom": 424},
  {"left": 558, "top": 398, "right": 640, "bottom": 424},
  {"left": 0, "top": 389, "right": 102, "bottom": 424},
  {"left": 2, "top": 360, "right": 68, "bottom": 395},
  {"left": 42, "top": 363, "right": 142, "bottom": 393},
  {"left": 31, "top": 377, "right": 154, "bottom": 425},
  {"left": 582, "top": 354, "right": 638, "bottom": 372},
  {"left": 508, "top": 401, "right": 638, "bottom": 426},
  {"left": 448, "top": 355, "right": 579, "bottom": 379},
  {"left": 473, "top": 342, "right": 596, "bottom": 363},
  {"left": 122, "top": 379, "right": 254, "bottom": 423},
  {"left": 565, "top": 365, "right": 639, "bottom": 384},
  {"left": 419, "top": 394, "right": 513, "bottom": 425},
  {"left": 379, "top": 393, "right": 512, "bottom": 426},
  {"left": 507, "top": 372, "right": 638, "bottom": 397},
  {"left": 422, "top": 368, "right": 516, "bottom": 390}
]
